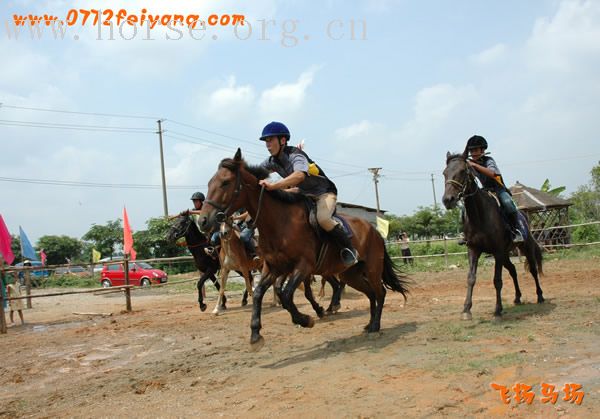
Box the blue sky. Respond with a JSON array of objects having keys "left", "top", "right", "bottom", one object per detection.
[{"left": 1, "top": 0, "right": 599, "bottom": 243}]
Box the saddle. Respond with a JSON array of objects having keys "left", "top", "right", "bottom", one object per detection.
[{"left": 305, "top": 199, "right": 353, "bottom": 239}]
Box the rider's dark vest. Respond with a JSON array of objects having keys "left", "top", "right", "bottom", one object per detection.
[{"left": 264, "top": 146, "right": 337, "bottom": 196}]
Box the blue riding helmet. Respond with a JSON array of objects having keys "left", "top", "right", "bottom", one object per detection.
[{"left": 260, "top": 121, "right": 290, "bottom": 141}]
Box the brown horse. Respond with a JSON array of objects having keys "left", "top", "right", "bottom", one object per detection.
[
  {"left": 197, "top": 149, "right": 409, "bottom": 349},
  {"left": 212, "top": 218, "right": 261, "bottom": 315}
]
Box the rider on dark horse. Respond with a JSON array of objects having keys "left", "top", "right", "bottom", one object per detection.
[
  {"left": 464, "top": 135, "right": 524, "bottom": 243},
  {"left": 257, "top": 121, "right": 358, "bottom": 266},
  {"left": 180, "top": 192, "right": 215, "bottom": 255}
]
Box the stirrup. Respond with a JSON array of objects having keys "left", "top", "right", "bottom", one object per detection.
[
  {"left": 512, "top": 230, "right": 524, "bottom": 243},
  {"left": 204, "top": 246, "right": 215, "bottom": 256},
  {"left": 340, "top": 248, "right": 358, "bottom": 267}
]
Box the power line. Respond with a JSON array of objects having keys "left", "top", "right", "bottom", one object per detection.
[
  {"left": 0, "top": 176, "right": 206, "bottom": 189},
  {"left": 0, "top": 104, "right": 159, "bottom": 120},
  {"left": 0, "top": 119, "right": 154, "bottom": 133}
]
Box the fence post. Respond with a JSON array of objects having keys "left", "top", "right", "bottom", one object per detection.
[
  {"left": 0, "top": 263, "right": 7, "bottom": 334},
  {"left": 444, "top": 236, "right": 448, "bottom": 269},
  {"left": 25, "top": 268, "right": 32, "bottom": 309},
  {"left": 124, "top": 255, "right": 132, "bottom": 312}
]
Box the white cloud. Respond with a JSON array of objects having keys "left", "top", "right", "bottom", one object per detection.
[
  {"left": 335, "top": 120, "right": 376, "bottom": 139},
  {"left": 527, "top": 0, "right": 600, "bottom": 73},
  {"left": 470, "top": 43, "right": 507, "bottom": 66},
  {"left": 202, "top": 76, "right": 255, "bottom": 121},
  {"left": 259, "top": 67, "right": 317, "bottom": 115},
  {"left": 413, "top": 83, "right": 477, "bottom": 124}
]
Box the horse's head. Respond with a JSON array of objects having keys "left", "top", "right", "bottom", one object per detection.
[
  {"left": 442, "top": 150, "right": 471, "bottom": 209},
  {"left": 167, "top": 215, "right": 193, "bottom": 242},
  {"left": 198, "top": 148, "right": 259, "bottom": 233},
  {"left": 219, "top": 217, "right": 235, "bottom": 241}
]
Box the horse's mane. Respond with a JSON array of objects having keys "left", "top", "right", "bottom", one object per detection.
[{"left": 219, "top": 157, "right": 310, "bottom": 205}]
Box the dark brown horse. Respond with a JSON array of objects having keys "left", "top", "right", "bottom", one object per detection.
[
  {"left": 442, "top": 152, "right": 544, "bottom": 320},
  {"left": 197, "top": 149, "right": 409, "bottom": 349}
]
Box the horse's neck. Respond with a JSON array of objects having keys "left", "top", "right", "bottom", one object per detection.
[{"left": 247, "top": 191, "right": 304, "bottom": 249}]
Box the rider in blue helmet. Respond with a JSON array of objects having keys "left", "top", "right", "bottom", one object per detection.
[
  {"left": 465, "top": 135, "right": 524, "bottom": 243},
  {"left": 257, "top": 121, "right": 358, "bottom": 266}
]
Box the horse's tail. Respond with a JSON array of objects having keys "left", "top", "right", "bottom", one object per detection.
[
  {"left": 382, "top": 247, "right": 410, "bottom": 301},
  {"left": 524, "top": 238, "right": 544, "bottom": 277}
]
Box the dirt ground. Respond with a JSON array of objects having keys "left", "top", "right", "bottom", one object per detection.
[{"left": 0, "top": 258, "right": 598, "bottom": 418}]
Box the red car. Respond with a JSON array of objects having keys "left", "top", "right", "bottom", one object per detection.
[{"left": 100, "top": 261, "right": 168, "bottom": 288}]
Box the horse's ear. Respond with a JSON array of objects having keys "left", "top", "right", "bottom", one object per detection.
[
  {"left": 234, "top": 148, "right": 242, "bottom": 162},
  {"left": 446, "top": 151, "right": 451, "bottom": 159}
]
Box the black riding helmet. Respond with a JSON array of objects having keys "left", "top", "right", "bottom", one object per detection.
[
  {"left": 466, "top": 135, "right": 488, "bottom": 150},
  {"left": 190, "top": 192, "right": 205, "bottom": 201}
]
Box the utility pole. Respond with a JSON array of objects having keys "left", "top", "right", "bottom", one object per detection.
[
  {"left": 368, "top": 168, "right": 382, "bottom": 216},
  {"left": 431, "top": 173, "right": 438, "bottom": 209},
  {"left": 157, "top": 119, "right": 169, "bottom": 217}
]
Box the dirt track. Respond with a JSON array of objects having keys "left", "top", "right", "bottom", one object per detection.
[{"left": 0, "top": 258, "right": 599, "bottom": 418}]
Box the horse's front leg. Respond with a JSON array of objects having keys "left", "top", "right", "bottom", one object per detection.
[
  {"left": 242, "top": 269, "right": 254, "bottom": 306},
  {"left": 325, "top": 276, "right": 344, "bottom": 314},
  {"left": 493, "top": 255, "right": 504, "bottom": 320},
  {"left": 281, "top": 269, "right": 314, "bottom": 328},
  {"left": 462, "top": 247, "right": 482, "bottom": 320},
  {"left": 212, "top": 268, "right": 229, "bottom": 315},
  {"left": 250, "top": 273, "right": 274, "bottom": 351}
]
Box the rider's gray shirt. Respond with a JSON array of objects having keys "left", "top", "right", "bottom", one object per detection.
[{"left": 260, "top": 146, "right": 337, "bottom": 196}]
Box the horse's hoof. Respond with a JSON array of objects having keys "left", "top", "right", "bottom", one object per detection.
[
  {"left": 200, "top": 303, "right": 207, "bottom": 312},
  {"left": 537, "top": 297, "right": 545, "bottom": 304},
  {"left": 250, "top": 335, "right": 265, "bottom": 352},
  {"left": 514, "top": 299, "right": 522, "bottom": 305},
  {"left": 306, "top": 316, "right": 315, "bottom": 328},
  {"left": 492, "top": 315, "right": 502, "bottom": 323},
  {"left": 241, "top": 300, "right": 248, "bottom": 307},
  {"left": 316, "top": 308, "right": 325, "bottom": 319},
  {"left": 462, "top": 312, "right": 472, "bottom": 321}
]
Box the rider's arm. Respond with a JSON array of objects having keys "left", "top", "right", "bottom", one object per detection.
[
  {"left": 268, "top": 171, "right": 306, "bottom": 190},
  {"left": 467, "top": 160, "right": 497, "bottom": 180}
]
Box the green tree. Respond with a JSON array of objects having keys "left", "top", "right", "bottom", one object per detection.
[
  {"left": 540, "top": 179, "right": 566, "bottom": 197},
  {"left": 134, "top": 217, "right": 186, "bottom": 259},
  {"left": 82, "top": 219, "right": 122, "bottom": 257},
  {"left": 10, "top": 234, "right": 21, "bottom": 263},
  {"left": 36, "top": 235, "right": 84, "bottom": 265},
  {"left": 569, "top": 161, "right": 600, "bottom": 242}
]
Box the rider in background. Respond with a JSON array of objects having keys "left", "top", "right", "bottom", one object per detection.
[
  {"left": 233, "top": 209, "right": 259, "bottom": 262},
  {"left": 465, "top": 135, "right": 524, "bottom": 243},
  {"left": 180, "top": 192, "right": 219, "bottom": 257},
  {"left": 257, "top": 121, "right": 358, "bottom": 266}
]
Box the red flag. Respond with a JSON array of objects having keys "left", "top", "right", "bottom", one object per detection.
[
  {"left": 123, "top": 207, "right": 137, "bottom": 260},
  {"left": 40, "top": 249, "right": 47, "bottom": 266},
  {"left": 0, "top": 215, "right": 15, "bottom": 265}
]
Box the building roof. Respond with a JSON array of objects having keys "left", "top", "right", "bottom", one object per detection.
[
  {"left": 509, "top": 182, "right": 571, "bottom": 211},
  {"left": 337, "top": 201, "right": 386, "bottom": 214}
]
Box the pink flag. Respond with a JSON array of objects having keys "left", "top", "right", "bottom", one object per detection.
[
  {"left": 123, "top": 207, "right": 137, "bottom": 261},
  {"left": 0, "top": 215, "right": 15, "bottom": 265},
  {"left": 40, "top": 249, "right": 47, "bottom": 266}
]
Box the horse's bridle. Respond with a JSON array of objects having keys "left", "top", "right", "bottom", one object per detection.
[
  {"left": 445, "top": 157, "right": 478, "bottom": 200},
  {"left": 204, "top": 167, "right": 243, "bottom": 217},
  {"left": 203, "top": 166, "right": 267, "bottom": 228}
]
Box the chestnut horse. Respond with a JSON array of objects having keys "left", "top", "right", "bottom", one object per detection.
[
  {"left": 442, "top": 151, "right": 544, "bottom": 320},
  {"left": 197, "top": 149, "right": 409, "bottom": 349}
]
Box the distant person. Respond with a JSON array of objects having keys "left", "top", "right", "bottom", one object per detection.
[
  {"left": 400, "top": 232, "right": 413, "bottom": 266},
  {"left": 7, "top": 273, "right": 25, "bottom": 326}
]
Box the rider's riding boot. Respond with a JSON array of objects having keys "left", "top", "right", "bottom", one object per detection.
[
  {"left": 328, "top": 224, "right": 358, "bottom": 267},
  {"left": 508, "top": 213, "right": 525, "bottom": 243},
  {"left": 457, "top": 233, "right": 467, "bottom": 246},
  {"left": 204, "top": 246, "right": 220, "bottom": 259}
]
